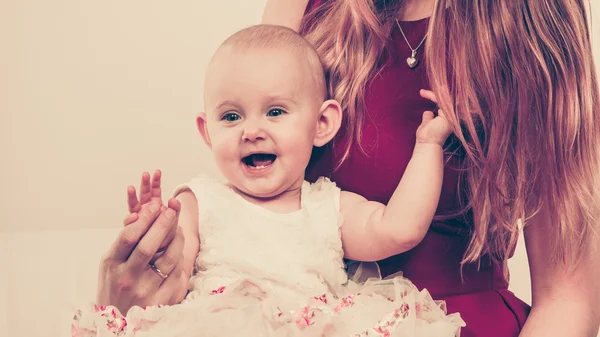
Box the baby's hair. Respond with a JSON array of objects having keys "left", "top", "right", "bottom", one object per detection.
[{"left": 216, "top": 24, "right": 327, "bottom": 99}]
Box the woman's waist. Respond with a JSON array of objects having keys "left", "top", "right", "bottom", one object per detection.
[{"left": 375, "top": 228, "right": 509, "bottom": 298}]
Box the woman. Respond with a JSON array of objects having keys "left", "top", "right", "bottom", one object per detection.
[
  {"left": 95, "top": 0, "right": 600, "bottom": 336},
  {"left": 264, "top": 0, "right": 600, "bottom": 336}
]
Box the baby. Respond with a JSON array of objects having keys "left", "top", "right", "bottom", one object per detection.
[{"left": 73, "top": 24, "right": 464, "bottom": 337}]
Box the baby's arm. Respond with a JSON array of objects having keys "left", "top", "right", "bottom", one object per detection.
[
  {"left": 340, "top": 100, "right": 451, "bottom": 262},
  {"left": 172, "top": 190, "right": 201, "bottom": 302},
  {"left": 340, "top": 143, "right": 445, "bottom": 261}
]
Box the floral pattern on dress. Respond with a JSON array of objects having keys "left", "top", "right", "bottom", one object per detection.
[{"left": 72, "top": 287, "right": 420, "bottom": 336}]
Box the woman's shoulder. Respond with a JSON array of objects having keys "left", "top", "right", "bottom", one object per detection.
[
  {"left": 305, "top": 0, "right": 333, "bottom": 15},
  {"left": 306, "top": 0, "right": 323, "bottom": 12}
]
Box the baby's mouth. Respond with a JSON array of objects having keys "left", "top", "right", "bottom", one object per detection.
[{"left": 242, "top": 153, "right": 277, "bottom": 169}]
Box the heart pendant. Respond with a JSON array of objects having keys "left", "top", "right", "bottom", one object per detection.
[{"left": 406, "top": 56, "right": 418, "bottom": 69}]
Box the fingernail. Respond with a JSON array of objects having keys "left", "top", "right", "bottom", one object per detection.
[
  {"left": 165, "top": 208, "right": 176, "bottom": 219},
  {"left": 149, "top": 203, "right": 160, "bottom": 212}
]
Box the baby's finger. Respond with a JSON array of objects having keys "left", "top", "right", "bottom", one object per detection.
[
  {"left": 420, "top": 89, "right": 438, "bottom": 104},
  {"left": 151, "top": 170, "right": 162, "bottom": 203},
  {"left": 123, "top": 213, "right": 139, "bottom": 226},
  {"left": 139, "top": 172, "right": 153, "bottom": 205},
  {"left": 422, "top": 111, "right": 434, "bottom": 123},
  {"left": 127, "top": 186, "right": 140, "bottom": 213}
]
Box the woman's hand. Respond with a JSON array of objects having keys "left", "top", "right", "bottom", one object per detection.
[
  {"left": 123, "top": 170, "right": 176, "bottom": 255},
  {"left": 96, "top": 173, "right": 185, "bottom": 316}
]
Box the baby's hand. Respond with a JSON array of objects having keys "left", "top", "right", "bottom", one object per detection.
[
  {"left": 127, "top": 170, "right": 165, "bottom": 214},
  {"left": 123, "top": 170, "right": 176, "bottom": 255},
  {"left": 416, "top": 90, "right": 452, "bottom": 146}
]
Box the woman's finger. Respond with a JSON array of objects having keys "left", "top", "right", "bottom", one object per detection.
[
  {"left": 156, "top": 259, "right": 186, "bottom": 304},
  {"left": 147, "top": 226, "right": 184, "bottom": 286},
  {"left": 108, "top": 202, "right": 162, "bottom": 262},
  {"left": 153, "top": 199, "right": 181, "bottom": 253},
  {"left": 436, "top": 108, "right": 447, "bottom": 119},
  {"left": 127, "top": 206, "right": 180, "bottom": 272},
  {"left": 157, "top": 216, "right": 177, "bottom": 252},
  {"left": 166, "top": 198, "right": 182, "bottom": 212},
  {"left": 123, "top": 212, "right": 139, "bottom": 226}
]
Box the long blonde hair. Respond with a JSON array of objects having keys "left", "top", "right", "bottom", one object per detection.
[{"left": 300, "top": 0, "right": 600, "bottom": 273}]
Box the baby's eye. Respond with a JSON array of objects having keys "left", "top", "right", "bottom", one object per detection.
[
  {"left": 267, "top": 108, "right": 284, "bottom": 117},
  {"left": 222, "top": 113, "right": 241, "bottom": 122}
]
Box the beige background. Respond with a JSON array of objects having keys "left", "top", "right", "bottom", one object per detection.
[
  {"left": 2, "top": 1, "right": 600, "bottom": 233},
  {"left": 0, "top": 1, "right": 599, "bottom": 336}
]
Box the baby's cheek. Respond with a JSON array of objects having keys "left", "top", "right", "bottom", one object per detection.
[
  {"left": 285, "top": 137, "right": 314, "bottom": 164},
  {"left": 211, "top": 141, "right": 237, "bottom": 163}
]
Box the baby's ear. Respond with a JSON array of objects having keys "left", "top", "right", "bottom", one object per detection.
[
  {"left": 313, "top": 100, "right": 343, "bottom": 147},
  {"left": 196, "top": 112, "right": 212, "bottom": 148}
]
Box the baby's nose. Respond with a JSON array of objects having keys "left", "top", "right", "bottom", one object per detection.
[{"left": 242, "top": 123, "right": 267, "bottom": 142}]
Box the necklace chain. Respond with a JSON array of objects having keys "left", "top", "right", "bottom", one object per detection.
[{"left": 395, "top": 19, "right": 428, "bottom": 54}]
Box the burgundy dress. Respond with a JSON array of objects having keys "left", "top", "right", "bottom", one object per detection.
[{"left": 303, "top": 1, "right": 531, "bottom": 336}]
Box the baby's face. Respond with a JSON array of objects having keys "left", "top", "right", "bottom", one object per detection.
[{"left": 202, "top": 47, "right": 324, "bottom": 198}]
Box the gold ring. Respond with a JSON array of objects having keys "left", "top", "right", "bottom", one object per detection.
[{"left": 149, "top": 263, "right": 168, "bottom": 279}]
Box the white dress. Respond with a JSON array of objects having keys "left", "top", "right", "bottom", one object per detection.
[{"left": 72, "top": 175, "right": 465, "bottom": 337}]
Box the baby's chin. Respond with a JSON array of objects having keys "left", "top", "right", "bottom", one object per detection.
[
  {"left": 234, "top": 183, "right": 286, "bottom": 200},
  {"left": 224, "top": 171, "right": 304, "bottom": 200}
]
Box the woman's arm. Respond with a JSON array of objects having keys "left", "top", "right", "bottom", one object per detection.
[
  {"left": 520, "top": 206, "right": 600, "bottom": 336},
  {"left": 261, "top": 0, "right": 310, "bottom": 32}
]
